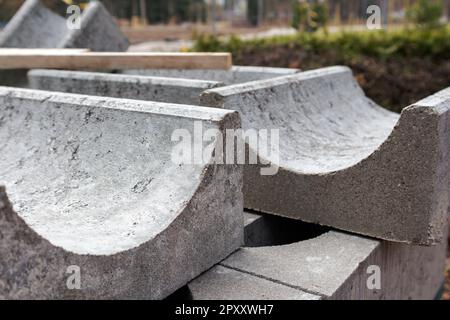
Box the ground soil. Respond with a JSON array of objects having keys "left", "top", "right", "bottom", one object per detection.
[{"left": 230, "top": 45, "right": 450, "bottom": 113}]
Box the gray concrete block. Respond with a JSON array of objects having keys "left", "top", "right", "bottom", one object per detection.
[
  {"left": 200, "top": 66, "right": 450, "bottom": 245},
  {"left": 61, "top": 1, "right": 129, "bottom": 52},
  {"left": 0, "top": 87, "right": 243, "bottom": 299},
  {"left": 189, "top": 213, "right": 447, "bottom": 300},
  {"left": 28, "top": 69, "right": 223, "bottom": 105},
  {"left": 0, "top": 0, "right": 67, "bottom": 48},
  {"left": 0, "top": 0, "right": 129, "bottom": 51},
  {"left": 188, "top": 265, "right": 320, "bottom": 300},
  {"left": 121, "top": 66, "right": 299, "bottom": 85}
]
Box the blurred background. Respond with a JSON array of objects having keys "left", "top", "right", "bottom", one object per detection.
[
  {"left": 0, "top": 0, "right": 449, "bottom": 299},
  {"left": 2, "top": 0, "right": 449, "bottom": 111}
]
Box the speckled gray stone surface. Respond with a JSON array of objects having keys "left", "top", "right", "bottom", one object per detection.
[
  {"left": 188, "top": 265, "right": 320, "bottom": 300},
  {"left": 0, "top": 0, "right": 129, "bottom": 87},
  {"left": 61, "top": 1, "right": 129, "bottom": 52},
  {"left": 28, "top": 69, "right": 223, "bottom": 105},
  {"left": 200, "top": 66, "right": 450, "bottom": 245},
  {"left": 0, "top": 0, "right": 67, "bottom": 48},
  {"left": 0, "top": 0, "right": 129, "bottom": 51},
  {"left": 0, "top": 87, "right": 243, "bottom": 299},
  {"left": 120, "top": 66, "right": 299, "bottom": 85},
  {"left": 188, "top": 212, "right": 447, "bottom": 300}
]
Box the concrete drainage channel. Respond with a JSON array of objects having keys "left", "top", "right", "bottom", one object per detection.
[{"left": 0, "top": 0, "right": 449, "bottom": 301}]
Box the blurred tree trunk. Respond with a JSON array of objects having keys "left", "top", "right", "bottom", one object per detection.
[{"left": 139, "top": 0, "right": 147, "bottom": 24}]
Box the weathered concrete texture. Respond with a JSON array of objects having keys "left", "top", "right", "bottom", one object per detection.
[
  {"left": 120, "top": 66, "right": 299, "bottom": 85},
  {"left": 0, "top": 87, "right": 243, "bottom": 299},
  {"left": 0, "top": 0, "right": 67, "bottom": 48},
  {"left": 200, "top": 66, "right": 450, "bottom": 245},
  {"left": 60, "top": 1, "right": 129, "bottom": 52},
  {"left": 0, "top": 0, "right": 129, "bottom": 51},
  {"left": 189, "top": 213, "right": 447, "bottom": 300},
  {"left": 28, "top": 69, "right": 223, "bottom": 105},
  {"left": 188, "top": 265, "right": 321, "bottom": 300}
]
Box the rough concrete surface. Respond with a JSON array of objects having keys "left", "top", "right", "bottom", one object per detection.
[
  {"left": 28, "top": 69, "right": 223, "bottom": 105},
  {"left": 188, "top": 265, "right": 320, "bottom": 300},
  {"left": 0, "top": 0, "right": 129, "bottom": 51},
  {"left": 188, "top": 212, "right": 447, "bottom": 300},
  {"left": 60, "top": 1, "right": 129, "bottom": 52},
  {"left": 121, "top": 66, "right": 299, "bottom": 85},
  {"left": 200, "top": 66, "right": 450, "bottom": 245},
  {"left": 0, "top": 86, "right": 243, "bottom": 299},
  {"left": 0, "top": 0, "right": 66, "bottom": 48}
]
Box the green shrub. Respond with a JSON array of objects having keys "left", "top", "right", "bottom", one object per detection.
[
  {"left": 193, "top": 26, "right": 450, "bottom": 61},
  {"left": 311, "top": 1, "right": 328, "bottom": 32},
  {"left": 291, "top": 0, "right": 328, "bottom": 32},
  {"left": 406, "top": 0, "right": 444, "bottom": 29}
]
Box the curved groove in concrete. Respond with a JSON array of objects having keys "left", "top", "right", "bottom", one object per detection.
[
  {"left": 200, "top": 66, "right": 450, "bottom": 244},
  {"left": 202, "top": 66, "right": 399, "bottom": 174},
  {"left": 0, "top": 87, "right": 243, "bottom": 299},
  {"left": 0, "top": 86, "right": 241, "bottom": 256}
]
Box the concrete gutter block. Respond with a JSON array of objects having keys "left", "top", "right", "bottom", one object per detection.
[
  {"left": 188, "top": 213, "right": 447, "bottom": 300},
  {"left": 121, "top": 66, "right": 300, "bottom": 85},
  {"left": 0, "top": 87, "right": 243, "bottom": 299},
  {"left": 200, "top": 66, "right": 450, "bottom": 245},
  {"left": 0, "top": 0, "right": 129, "bottom": 51},
  {"left": 28, "top": 69, "right": 223, "bottom": 105}
]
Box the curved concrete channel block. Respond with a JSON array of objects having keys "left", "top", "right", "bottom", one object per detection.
[
  {"left": 120, "top": 66, "right": 300, "bottom": 85},
  {"left": 187, "top": 212, "right": 447, "bottom": 300},
  {"left": 28, "top": 69, "right": 223, "bottom": 105},
  {"left": 0, "top": 0, "right": 129, "bottom": 51},
  {"left": 0, "top": 87, "right": 243, "bottom": 299},
  {"left": 200, "top": 66, "right": 450, "bottom": 245}
]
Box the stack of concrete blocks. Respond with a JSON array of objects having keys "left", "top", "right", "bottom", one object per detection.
[
  {"left": 1, "top": 0, "right": 448, "bottom": 300},
  {"left": 26, "top": 67, "right": 450, "bottom": 299},
  {"left": 0, "top": 0, "right": 129, "bottom": 86}
]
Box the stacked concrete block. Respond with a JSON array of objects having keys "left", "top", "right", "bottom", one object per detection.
[
  {"left": 187, "top": 212, "right": 447, "bottom": 300},
  {"left": 200, "top": 66, "right": 450, "bottom": 245},
  {"left": 0, "top": 0, "right": 129, "bottom": 51},
  {"left": 0, "top": 0, "right": 129, "bottom": 87},
  {"left": 0, "top": 87, "right": 243, "bottom": 299},
  {"left": 28, "top": 69, "right": 223, "bottom": 105},
  {"left": 121, "top": 66, "right": 300, "bottom": 85},
  {"left": 27, "top": 67, "right": 299, "bottom": 104}
]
